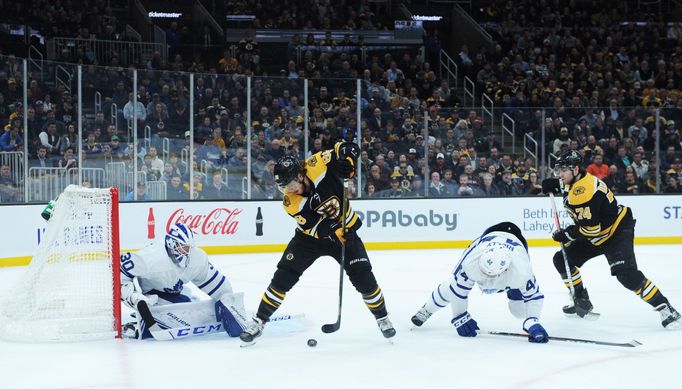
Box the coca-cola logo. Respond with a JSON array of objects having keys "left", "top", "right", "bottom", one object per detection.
[{"left": 167, "top": 208, "right": 242, "bottom": 235}]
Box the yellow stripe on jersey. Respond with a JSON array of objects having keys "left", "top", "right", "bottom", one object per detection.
[
  {"left": 568, "top": 174, "right": 599, "bottom": 206},
  {"left": 589, "top": 206, "right": 629, "bottom": 246},
  {"left": 305, "top": 151, "right": 329, "bottom": 185},
  {"left": 282, "top": 192, "right": 306, "bottom": 216},
  {"left": 580, "top": 224, "right": 603, "bottom": 237}
]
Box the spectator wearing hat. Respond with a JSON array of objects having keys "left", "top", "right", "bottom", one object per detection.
[
  {"left": 432, "top": 152, "right": 448, "bottom": 178},
  {"left": 124, "top": 182, "right": 151, "bottom": 201},
  {"left": 553, "top": 127, "right": 571, "bottom": 154},
  {"left": 498, "top": 168, "right": 522, "bottom": 196},
  {"left": 383, "top": 176, "right": 405, "bottom": 198},
  {"left": 408, "top": 175, "right": 424, "bottom": 197},
  {"left": 667, "top": 158, "right": 682, "bottom": 182}
]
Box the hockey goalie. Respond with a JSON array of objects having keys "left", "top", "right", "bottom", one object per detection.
[{"left": 120, "top": 222, "right": 249, "bottom": 340}]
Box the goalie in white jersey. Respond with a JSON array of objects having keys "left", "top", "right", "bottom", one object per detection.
[
  {"left": 120, "top": 222, "right": 249, "bottom": 339},
  {"left": 411, "top": 222, "right": 549, "bottom": 343}
]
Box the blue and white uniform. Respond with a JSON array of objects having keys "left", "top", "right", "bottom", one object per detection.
[
  {"left": 423, "top": 230, "right": 544, "bottom": 322},
  {"left": 120, "top": 240, "right": 233, "bottom": 304}
]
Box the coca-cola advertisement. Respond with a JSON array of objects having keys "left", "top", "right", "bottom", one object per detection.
[{"left": 165, "top": 207, "right": 243, "bottom": 236}]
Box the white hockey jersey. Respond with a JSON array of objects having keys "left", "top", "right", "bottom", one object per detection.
[
  {"left": 120, "top": 240, "right": 232, "bottom": 300},
  {"left": 434, "top": 231, "right": 543, "bottom": 319}
]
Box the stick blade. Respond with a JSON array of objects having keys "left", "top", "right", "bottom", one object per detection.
[{"left": 321, "top": 322, "right": 340, "bottom": 333}]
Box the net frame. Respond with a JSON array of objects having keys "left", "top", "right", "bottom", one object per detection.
[{"left": 0, "top": 185, "right": 121, "bottom": 341}]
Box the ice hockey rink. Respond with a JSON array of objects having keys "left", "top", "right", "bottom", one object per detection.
[{"left": 1, "top": 245, "right": 680, "bottom": 389}]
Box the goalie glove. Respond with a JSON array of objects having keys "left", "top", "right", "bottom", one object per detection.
[
  {"left": 337, "top": 142, "right": 359, "bottom": 179},
  {"left": 121, "top": 279, "right": 158, "bottom": 308},
  {"left": 551, "top": 225, "right": 579, "bottom": 243}
]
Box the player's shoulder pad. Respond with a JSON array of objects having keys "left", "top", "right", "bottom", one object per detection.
[
  {"left": 568, "top": 173, "right": 598, "bottom": 206},
  {"left": 304, "top": 150, "right": 330, "bottom": 185},
  {"left": 282, "top": 192, "right": 305, "bottom": 216}
]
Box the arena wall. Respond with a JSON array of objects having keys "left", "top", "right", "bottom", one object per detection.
[{"left": 1, "top": 195, "right": 681, "bottom": 267}]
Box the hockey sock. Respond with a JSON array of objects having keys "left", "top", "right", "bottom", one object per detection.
[
  {"left": 256, "top": 285, "right": 286, "bottom": 321},
  {"left": 363, "top": 286, "right": 387, "bottom": 319},
  {"left": 561, "top": 267, "right": 584, "bottom": 292},
  {"left": 635, "top": 279, "right": 668, "bottom": 307}
]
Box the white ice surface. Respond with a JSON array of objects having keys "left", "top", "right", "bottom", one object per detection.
[{"left": 1, "top": 245, "right": 681, "bottom": 389}]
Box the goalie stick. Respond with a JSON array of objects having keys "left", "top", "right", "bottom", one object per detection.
[
  {"left": 149, "top": 313, "right": 306, "bottom": 341},
  {"left": 485, "top": 331, "right": 642, "bottom": 348}
]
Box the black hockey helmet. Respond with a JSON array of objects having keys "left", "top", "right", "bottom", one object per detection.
[
  {"left": 274, "top": 155, "right": 303, "bottom": 189},
  {"left": 554, "top": 150, "right": 582, "bottom": 174}
]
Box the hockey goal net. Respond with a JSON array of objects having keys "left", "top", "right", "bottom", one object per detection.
[{"left": 0, "top": 185, "right": 121, "bottom": 341}]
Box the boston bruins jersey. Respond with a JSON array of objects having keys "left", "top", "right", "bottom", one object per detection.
[
  {"left": 282, "top": 142, "right": 360, "bottom": 239},
  {"left": 562, "top": 172, "right": 630, "bottom": 246}
]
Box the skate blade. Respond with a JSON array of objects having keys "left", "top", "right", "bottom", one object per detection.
[
  {"left": 240, "top": 340, "right": 257, "bottom": 348},
  {"left": 664, "top": 321, "right": 681, "bottom": 330},
  {"left": 564, "top": 312, "right": 600, "bottom": 321}
]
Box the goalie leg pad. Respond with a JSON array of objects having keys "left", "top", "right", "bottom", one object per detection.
[{"left": 215, "top": 293, "right": 250, "bottom": 337}]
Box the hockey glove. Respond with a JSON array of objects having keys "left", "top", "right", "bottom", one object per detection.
[
  {"left": 523, "top": 317, "right": 549, "bottom": 343},
  {"left": 337, "top": 142, "right": 359, "bottom": 179},
  {"left": 541, "top": 178, "right": 561, "bottom": 195},
  {"left": 552, "top": 225, "right": 579, "bottom": 243},
  {"left": 318, "top": 217, "right": 360, "bottom": 245},
  {"left": 451, "top": 311, "right": 479, "bottom": 337}
]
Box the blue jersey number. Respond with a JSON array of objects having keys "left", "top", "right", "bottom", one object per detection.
[
  {"left": 526, "top": 278, "right": 535, "bottom": 292},
  {"left": 120, "top": 252, "right": 134, "bottom": 273}
]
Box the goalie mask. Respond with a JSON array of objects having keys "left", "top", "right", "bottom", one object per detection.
[
  {"left": 478, "top": 243, "right": 512, "bottom": 277},
  {"left": 165, "top": 223, "right": 195, "bottom": 268}
]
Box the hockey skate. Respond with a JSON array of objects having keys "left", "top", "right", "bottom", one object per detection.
[
  {"left": 239, "top": 317, "right": 265, "bottom": 345},
  {"left": 377, "top": 316, "right": 396, "bottom": 339},
  {"left": 563, "top": 288, "right": 600, "bottom": 320},
  {"left": 410, "top": 305, "right": 433, "bottom": 327},
  {"left": 655, "top": 303, "right": 681, "bottom": 329},
  {"left": 122, "top": 322, "right": 139, "bottom": 339}
]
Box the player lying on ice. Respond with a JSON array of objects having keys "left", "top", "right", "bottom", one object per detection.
[
  {"left": 411, "top": 222, "right": 549, "bottom": 343},
  {"left": 119, "top": 222, "right": 250, "bottom": 339}
]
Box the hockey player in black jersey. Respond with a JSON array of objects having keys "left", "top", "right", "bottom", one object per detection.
[
  {"left": 240, "top": 142, "right": 396, "bottom": 344},
  {"left": 542, "top": 150, "right": 680, "bottom": 328}
]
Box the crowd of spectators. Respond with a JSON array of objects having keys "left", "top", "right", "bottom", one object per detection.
[
  {"left": 450, "top": 0, "right": 682, "bottom": 194},
  {"left": 1, "top": 0, "right": 682, "bottom": 204}
]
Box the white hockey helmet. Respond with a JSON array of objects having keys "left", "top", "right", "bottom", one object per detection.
[
  {"left": 479, "top": 243, "right": 512, "bottom": 277},
  {"left": 165, "top": 223, "right": 195, "bottom": 268}
]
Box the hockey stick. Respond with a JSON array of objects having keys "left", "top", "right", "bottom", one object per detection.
[
  {"left": 136, "top": 300, "right": 162, "bottom": 335},
  {"left": 149, "top": 313, "right": 306, "bottom": 341},
  {"left": 486, "top": 331, "right": 642, "bottom": 348},
  {"left": 549, "top": 192, "right": 600, "bottom": 320},
  {"left": 321, "top": 179, "right": 349, "bottom": 334}
]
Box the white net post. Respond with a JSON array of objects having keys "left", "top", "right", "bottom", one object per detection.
[{"left": 0, "top": 185, "right": 121, "bottom": 341}]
